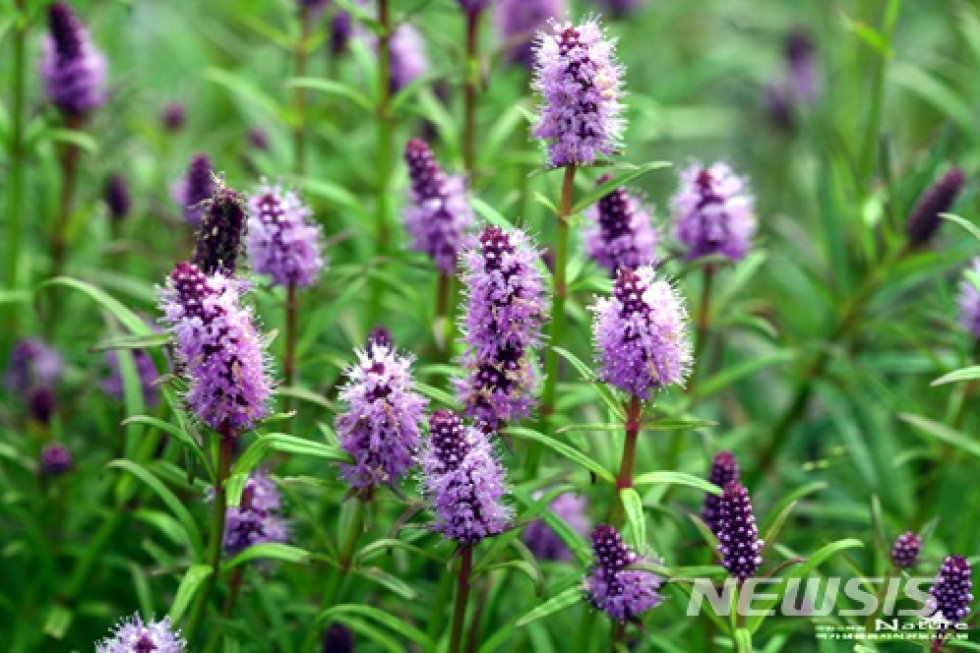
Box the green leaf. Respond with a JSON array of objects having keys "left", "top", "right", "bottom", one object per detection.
[
  {"left": 43, "top": 604, "right": 72, "bottom": 640},
  {"left": 225, "top": 543, "right": 311, "bottom": 570},
  {"left": 414, "top": 381, "right": 462, "bottom": 409},
  {"left": 478, "top": 560, "right": 544, "bottom": 596},
  {"left": 354, "top": 566, "right": 420, "bottom": 600},
  {"left": 940, "top": 213, "right": 980, "bottom": 243},
  {"left": 47, "top": 128, "right": 98, "bottom": 154},
  {"left": 734, "top": 627, "right": 754, "bottom": 653},
  {"left": 570, "top": 161, "right": 672, "bottom": 214},
  {"left": 515, "top": 587, "right": 583, "bottom": 627},
  {"left": 692, "top": 351, "right": 795, "bottom": 399},
  {"left": 357, "top": 539, "right": 443, "bottom": 565},
  {"left": 90, "top": 332, "right": 171, "bottom": 352},
  {"left": 505, "top": 427, "right": 614, "bottom": 483},
  {"left": 633, "top": 471, "right": 722, "bottom": 495},
  {"left": 759, "top": 501, "right": 797, "bottom": 555},
  {"left": 261, "top": 433, "right": 352, "bottom": 463},
  {"left": 621, "top": 488, "right": 646, "bottom": 550},
  {"left": 932, "top": 365, "right": 980, "bottom": 386},
  {"left": 121, "top": 415, "right": 210, "bottom": 475},
  {"left": 167, "top": 564, "right": 213, "bottom": 623},
  {"left": 898, "top": 413, "right": 980, "bottom": 460},
  {"left": 39, "top": 277, "right": 152, "bottom": 335},
  {"left": 318, "top": 605, "right": 434, "bottom": 652},
  {"left": 553, "top": 347, "right": 625, "bottom": 420},
  {"left": 472, "top": 197, "right": 515, "bottom": 230},
  {"left": 285, "top": 77, "right": 373, "bottom": 111},
  {"left": 206, "top": 68, "right": 280, "bottom": 118},
  {"left": 759, "top": 482, "right": 826, "bottom": 534}
]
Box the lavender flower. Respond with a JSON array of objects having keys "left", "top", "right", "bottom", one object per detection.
[
  {"left": 593, "top": 0, "right": 642, "bottom": 18},
  {"left": 95, "top": 614, "right": 185, "bottom": 653},
  {"left": 532, "top": 17, "right": 624, "bottom": 168},
  {"left": 336, "top": 342, "right": 428, "bottom": 489},
  {"left": 323, "top": 624, "right": 355, "bottom": 653},
  {"left": 929, "top": 555, "right": 973, "bottom": 626},
  {"left": 27, "top": 387, "right": 57, "bottom": 424},
  {"left": 496, "top": 0, "right": 565, "bottom": 67},
  {"left": 103, "top": 350, "right": 159, "bottom": 408},
  {"left": 523, "top": 492, "right": 589, "bottom": 562},
  {"left": 330, "top": 11, "right": 353, "bottom": 55},
  {"left": 223, "top": 470, "right": 288, "bottom": 556},
  {"left": 193, "top": 184, "right": 248, "bottom": 276},
  {"left": 247, "top": 181, "right": 324, "bottom": 288},
  {"left": 403, "top": 139, "right": 474, "bottom": 273},
  {"left": 5, "top": 339, "right": 61, "bottom": 391},
  {"left": 172, "top": 154, "right": 215, "bottom": 228},
  {"left": 785, "top": 28, "right": 819, "bottom": 103},
  {"left": 906, "top": 168, "right": 965, "bottom": 248},
  {"left": 456, "top": 226, "right": 548, "bottom": 429},
  {"left": 702, "top": 451, "right": 739, "bottom": 535},
  {"left": 715, "top": 481, "right": 764, "bottom": 581},
  {"left": 41, "top": 443, "right": 73, "bottom": 476},
  {"left": 160, "top": 262, "right": 272, "bottom": 433},
  {"left": 585, "top": 524, "right": 663, "bottom": 622},
  {"left": 389, "top": 24, "right": 429, "bottom": 93},
  {"left": 420, "top": 410, "right": 511, "bottom": 544},
  {"left": 592, "top": 266, "right": 692, "bottom": 399},
  {"left": 957, "top": 258, "right": 980, "bottom": 338},
  {"left": 672, "top": 162, "right": 756, "bottom": 262},
  {"left": 367, "top": 326, "right": 393, "bottom": 349},
  {"left": 584, "top": 176, "right": 658, "bottom": 274},
  {"left": 891, "top": 531, "right": 922, "bottom": 570},
  {"left": 458, "top": 0, "right": 491, "bottom": 14},
  {"left": 161, "top": 103, "right": 186, "bottom": 131},
  {"left": 39, "top": 2, "right": 107, "bottom": 118},
  {"left": 104, "top": 173, "right": 131, "bottom": 222}
]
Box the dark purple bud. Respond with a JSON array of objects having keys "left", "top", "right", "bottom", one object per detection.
[
  {"left": 173, "top": 154, "right": 215, "bottom": 228},
  {"left": 248, "top": 128, "right": 270, "bottom": 151},
  {"left": 586, "top": 524, "right": 663, "bottom": 621},
  {"left": 715, "top": 481, "right": 764, "bottom": 581},
  {"left": 907, "top": 168, "right": 965, "bottom": 248},
  {"left": 765, "top": 83, "right": 794, "bottom": 132},
  {"left": 40, "top": 2, "right": 107, "bottom": 117},
  {"left": 104, "top": 173, "right": 132, "bottom": 222},
  {"left": 193, "top": 184, "right": 248, "bottom": 276},
  {"left": 41, "top": 442, "right": 73, "bottom": 476},
  {"left": 891, "top": 531, "right": 921, "bottom": 569},
  {"left": 592, "top": 524, "right": 635, "bottom": 574},
  {"left": 367, "top": 327, "right": 392, "bottom": 349},
  {"left": 702, "top": 452, "right": 740, "bottom": 535},
  {"left": 28, "top": 387, "right": 57, "bottom": 424},
  {"left": 161, "top": 103, "right": 186, "bottom": 131},
  {"left": 929, "top": 555, "right": 973, "bottom": 626},
  {"left": 784, "top": 28, "right": 818, "bottom": 103},
  {"left": 323, "top": 623, "right": 355, "bottom": 653},
  {"left": 330, "top": 11, "right": 353, "bottom": 55}
]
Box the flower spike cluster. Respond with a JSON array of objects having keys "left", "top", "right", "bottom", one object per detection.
[
  {"left": 585, "top": 524, "right": 663, "bottom": 622},
  {"left": 702, "top": 452, "right": 740, "bottom": 535},
  {"left": 584, "top": 176, "right": 658, "bottom": 274},
  {"left": 906, "top": 168, "right": 965, "bottom": 248},
  {"left": 420, "top": 410, "right": 511, "bottom": 544},
  {"left": 247, "top": 181, "right": 325, "bottom": 288},
  {"left": 105, "top": 173, "right": 132, "bottom": 222},
  {"left": 160, "top": 262, "right": 271, "bottom": 432},
  {"left": 929, "top": 555, "right": 973, "bottom": 628},
  {"left": 388, "top": 25, "right": 429, "bottom": 93},
  {"left": 523, "top": 492, "right": 590, "bottom": 562},
  {"left": 39, "top": 2, "right": 107, "bottom": 118},
  {"left": 496, "top": 0, "right": 566, "bottom": 68},
  {"left": 592, "top": 266, "right": 692, "bottom": 399},
  {"left": 336, "top": 341, "right": 428, "bottom": 489},
  {"left": 193, "top": 183, "right": 248, "bottom": 276},
  {"left": 532, "top": 17, "right": 625, "bottom": 168},
  {"left": 41, "top": 443, "right": 74, "bottom": 476},
  {"left": 403, "top": 139, "right": 474, "bottom": 273},
  {"left": 957, "top": 258, "right": 980, "bottom": 338},
  {"left": 891, "top": 531, "right": 921, "bottom": 570},
  {"left": 173, "top": 154, "right": 215, "bottom": 228},
  {"left": 222, "top": 470, "right": 288, "bottom": 556},
  {"left": 672, "top": 162, "right": 756, "bottom": 262},
  {"left": 96, "top": 614, "right": 185, "bottom": 653},
  {"left": 456, "top": 226, "right": 548, "bottom": 429},
  {"left": 715, "top": 481, "right": 764, "bottom": 581}
]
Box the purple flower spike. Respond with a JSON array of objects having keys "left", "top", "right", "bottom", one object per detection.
[
  {"left": 715, "top": 481, "right": 764, "bottom": 581},
  {"left": 388, "top": 24, "right": 429, "bottom": 93},
  {"left": 592, "top": 266, "right": 692, "bottom": 399},
  {"left": 420, "top": 410, "right": 511, "bottom": 544},
  {"left": 160, "top": 262, "right": 272, "bottom": 433},
  {"left": 403, "top": 139, "right": 474, "bottom": 273},
  {"left": 958, "top": 258, "right": 980, "bottom": 339},
  {"left": 523, "top": 492, "right": 589, "bottom": 562},
  {"left": 28, "top": 387, "right": 57, "bottom": 424},
  {"left": 172, "top": 154, "right": 215, "bottom": 228},
  {"left": 5, "top": 339, "right": 62, "bottom": 392},
  {"left": 785, "top": 28, "right": 819, "bottom": 103},
  {"left": 702, "top": 452, "right": 740, "bottom": 535},
  {"left": 41, "top": 443, "right": 73, "bottom": 476},
  {"left": 336, "top": 342, "right": 428, "bottom": 489},
  {"left": 247, "top": 181, "right": 325, "bottom": 288},
  {"left": 223, "top": 470, "right": 288, "bottom": 556},
  {"left": 586, "top": 524, "right": 663, "bottom": 622},
  {"left": 907, "top": 168, "right": 965, "bottom": 248},
  {"left": 929, "top": 555, "right": 973, "bottom": 626},
  {"left": 496, "top": 0, "right": 566, "bottom": 68},
  {"left": 330, "top": 11, "right": 353, "bottom": 55},
  {"left": 891, "top": 531, "right": 922, "bottom": 570},
  {"left": 161, "top": 103, "right": 186, "bottom": 131},
  {"left": 193, "top": 184, "right": 248, "bottom": 276},
  {"left": 456, "top": 226, "right": 548, "bottom": 429},
  {"left": 104, "top": 173, "right": 131, "bottom": 222},
  {"left": 96, "top": 614, "right": 185, "bottom": 653},
  {"left": 672, "top": 162, "right": 756, "bottom": 262},
  {"left": 584, "top": 176, "right": 658, "bottom": 274},
  {"left": 103, "top": 350, "right": 159, "bottom": 408},
  {"left": 323, "top": 623, "right": 355, "bottom": 653},
  {"left": 532, "top": 17, "right": 624, "bottom": 168},
  {"left": 39, "top": 2, "right": 107, "bottom": 118}
]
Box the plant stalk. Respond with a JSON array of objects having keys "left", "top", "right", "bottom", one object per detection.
[
  {"left": 688, "top": 264, "right": 716, "bottom": 394},
  {"left": 7, "top": 0, "right": 27, "bottom": 291},
  {"left": 609, "top": 394, "right": 643, "bottom": 527},
  {"left": 462, "top": 10, "right": 479, "bottom": 176},
  {"left": 368, "top": 0, "right": 393, "bottom": 326},
  {"left": 292, "top": 7, "right": 312, "bottom": 176},
  {"left": 284, "top": 282, "right": 298, "bottom": 412},
  {"left": 52, "top": 115, "right": 82, "bottom": 283},
  {"left": 448, "top": 544, "right": 474, "bottom": 653},
  {"left": 202, "top": 567, "right": 244, "bottom": 653}
]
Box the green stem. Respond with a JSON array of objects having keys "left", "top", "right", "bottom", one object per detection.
[
  {"left": 462, "top": 11, "right": 479, "bottom": 176},
  {"left": 687, "top": 265, "right": 716, "bottom": 395},
  {"left": 202, "top": 567, "right": 244, "bottom": 653},
  {"left": 284, "top": 282, "right": 298, "bottom": 413},
  {"left": 857, "top": 1, "right": 900, "bottom": 195},
  {"left": 7, "top": 0, "right": 27, "bottom": 291},
  {"left": 427, "top": 571, "right": 456, "bottom": 642},
  {"left": 864, "top": 566, "right": 895, "bottom": 630},
  {"left": 448, "top": 545, "right": 473, "bottom": 653},
  {"left": 292, "top": 7, "right": 312, "bottom": 176},
  {"left": 572, "top": 608, "right": 598, "bottom": 653},
  {"left": 526, "top": 164, "right": 577, "bottom": 477},
  {"left": 368, "top": 0, "right": 392, "bottom": 327}
]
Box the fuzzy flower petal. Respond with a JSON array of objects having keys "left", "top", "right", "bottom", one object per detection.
[
  {"left": 585, "top": 524, "right": 662, "bottom": 622},
  {"left": 388, "top": 24, "right": 429, "bottom": 93},
  {"left": 222, "top": 470, "right": 288, "bottom": 556},
  {"left": 584, "top": 176, "right": 658, "bottom": 274},
  {"left": 96, "top": 614, "right": 185, "bottom": 653},
  {"left": 39, "top": 3, "right": 107, "bottom": 118},
  {"left": 247, "top": 181, "right": 325, "bottom": 288},
  {"left": 672, "top": 162, "right": 756, "bottom": 262}
]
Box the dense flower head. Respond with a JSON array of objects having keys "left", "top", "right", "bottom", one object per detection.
[
  {"left": 28, "top": 387, "right": 57, "bottom": 424},
  {"left": 336, "top": 342, "right": 428, "bottom": 489},
  {"left": 95, "top": 614, "right": 185, "bottom": 653},
  {"left": 929, "top": 555, "right": 973, "bottom": 626},
  {"left": 715, "top": 481, "right": 764, "bottom": 581},
  {"left": 496, "top": 0, "right": 566, "bottom": 67},
  {"left": 785, "top": 28, "right": 819, "bottom": 103},
  {"left": 193, "top": 184, "right": 248, "bottom": 276},
  {"left": 891, "top": 531, "right": 922, "bottom": 570},
  {"left": 702, "top": 452, "right": 740, "bottom": 535},
  {"left": 247, "top": 181, "right": 324, "bottom": 288},
  {"left": 41, "top": 442, "right": 73, "bottom": 476},
  {"left": 39, "top": 2, "right": 107, "bottom": 117},
  {"left": 957, "top": 258, "right": 980, "bottom": 338},
  {"left": 403, "top": 139, "right": 474, "bottom": 272},
  {"left": 330, "top": 10, "right": 353, "bottom": 55},
  {"left": 161, "top": 103, "right": 186, "bottom": 131},
  {"left": 584, "top": 175, "right": 658, "bottom": 274},
  {"left": 172, "top": 154, "right": 215, "bottom": 228},
  {"left": 323, "top": 623, "right": 355, "bottom": 653},
  {"left": 672, "top": 162, "right": 756, "bottom": 261},
  {"left": 594, "top": 0, "right": 642, "bottom": 18},
  {"left": 456, "top": 226, "right": 548, "bottom": 428},
  {"left": 420, "top": 410, "right": 511, "bottom": 544},
  {"left": 592, "top": 266, "right": 691, "bottom": 398},
  {"left": 223, "top": 470, "right": 288, "bottom": 556},
  {"left": 532, "top": 17, "right": 625, "bottom": 168},
  {"left": 906, "top": 168, "right": 966, "bottom": 248},
  {"left": 105, "top": 173, "right": 132, "bottom": 222},
  {"left": 5, "top": 339, "right": 62, "bottom": 392},
  {"left": 367, "top": 326, "right": 393, "bottom": 349},
  {"left": 160, "top": 262, "right": 272, "bottom": 432},
  {"left": 523, "top": 492, "right": 589, "bottom": 562},
  {"left": 103, "top": 349, "right": 160, "bottom": 408},
  {"left": 388, "top": 24, "right": 429, "bottom": 93},
  {"left": 586, "top": 524, "right": 663, "bottom": 622}
]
